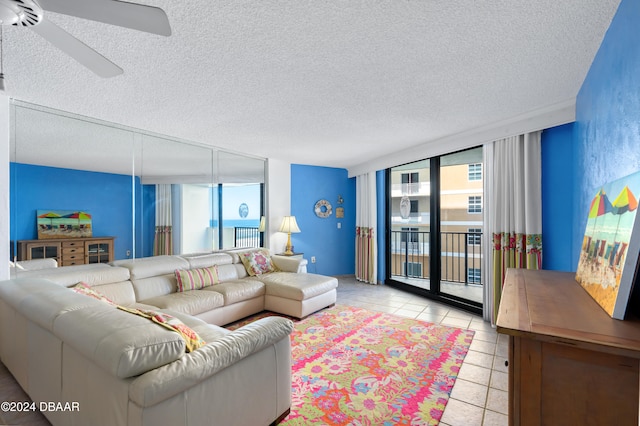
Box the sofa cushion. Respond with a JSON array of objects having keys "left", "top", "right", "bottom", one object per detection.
[
  {"left": 54, "top": 307, "right": 186, "bottom": 379},
  {"left": 175, "top": 266, "right": 220, "bottom": 292},
  {"left": 90, "top": 281, "right": 138, "bottom": 306},
  {"left": 257, "top": 272, "right": 339, "bottom": 301},
  {"left": 118, "top": 306, "right": 206, "bottom": 353},
  {"left": 131, "top": 274, "right": 177, "bottom": 301},
  {"left": 216, "top": 264, "right": 244, "bottom": 282},
  {"left": 113, "top": 256, "right": 189, "bottom": 279},
  {"left": 239, "top": 249, "right": 277, "bottom": 276},
  {"left": 20, "top": 264, "right": 130, "bottom": 287},
  {"left": 191, "top": 323, "right": 231, "bottom": 342},
  {"left": 202, "top": 280, "right": 265, "bottom": 305},
  {"left": 72, "top": 282, "right": 116, "bottom": 306},
  {"left": 140, "top": 290, "right": 224, "bottom": 316},
  {"left": 182, "top": 252, "right": 234, "bottom": 269}
]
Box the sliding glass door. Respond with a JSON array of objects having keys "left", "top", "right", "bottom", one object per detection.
[{"left": 387, "top": 147, "right": 483, "bottom": 313}]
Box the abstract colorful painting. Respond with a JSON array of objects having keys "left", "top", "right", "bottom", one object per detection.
[
  {"left": 37, "top": 210, "right": 93, "bottom": 239},
  {"left": 576, "top": 171, "right": 640, "bottom": 319}
]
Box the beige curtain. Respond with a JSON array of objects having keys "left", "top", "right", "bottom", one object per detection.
[
  {"left": 355, "top": 172, "right": 377, "bottom": 284},
  {"left": 485, "top": 132, "right": 542, "bottom": 324},
  {"left": 153, "top": 184, "right": 173, "bottom": 256}
]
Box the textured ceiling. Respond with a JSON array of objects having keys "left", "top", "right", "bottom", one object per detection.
[{"left": 3, "top": 0, "right": 621, "bottom": 173}]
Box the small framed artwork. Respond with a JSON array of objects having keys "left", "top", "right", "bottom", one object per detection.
[
  {"left": 37, "top": 210, "right": 93, "bottom": 239},
  {"left": 336, "top": 207, "right": 344, "bottom": 218},
  {"left": 575, "top": 171, "right": 640, "bottom": 319}
]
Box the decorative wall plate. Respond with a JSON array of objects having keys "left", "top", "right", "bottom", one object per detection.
[{"left": 314, "top": 199, "right": 332, "bottom": 218}]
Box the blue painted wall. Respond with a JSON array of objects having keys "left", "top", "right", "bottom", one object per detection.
[
  {"left": 541, "top": 123, "right": 575, "bottom": 271},
  {"left": 10, "top": 163, "right": 138, "bottom": 260},
  {"left": 290, "top": 164, "right": 356, "bottom": 276},
  {"left": 573, "top": 0, "right": 640, "bottom": 267}
]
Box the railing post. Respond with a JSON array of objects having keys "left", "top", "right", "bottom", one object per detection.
[
  {"left": 404, "top": 233, "right": 409, "bottom": 277},
  {"left": 464, "top": 233, "right": 469, "bottom": 286}
]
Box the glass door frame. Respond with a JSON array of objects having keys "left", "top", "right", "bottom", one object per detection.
[{"left": 385, "top": 151, "right": 483, "bottom": 315}]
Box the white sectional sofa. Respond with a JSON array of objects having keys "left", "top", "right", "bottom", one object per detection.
[{"left": 0, "top": 248, "right": 339, "bottom": 426}]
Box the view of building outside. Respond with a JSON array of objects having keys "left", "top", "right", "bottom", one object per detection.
[{"left": 390, "top": 147, "right": 483, "bottom": 300}]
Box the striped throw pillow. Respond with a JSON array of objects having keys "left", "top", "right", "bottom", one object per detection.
[{"left": 175, "top": 265, "right": 220, "bottom": 292}]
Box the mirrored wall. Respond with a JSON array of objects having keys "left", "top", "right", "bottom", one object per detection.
[{"left": 10, "top": 100, "right": 266, "bottom": 271}]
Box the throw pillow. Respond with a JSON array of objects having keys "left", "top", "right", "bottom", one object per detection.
[
  {"left": 239, "top": 249, "right": 277, "bottom": 276},
  {"left": 175, "top": 265, "right": 220, "bottom": 292},
  {"left": 72, "top": 282, "right": 116, "bottom": 306},
  {"left": 118, "top": 306, "right": 206, "bottom": 353}
]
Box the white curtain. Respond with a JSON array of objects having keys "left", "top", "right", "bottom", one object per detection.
[
  {"left": 483, "top": 132, "right": 543, "bottom": 324},
  {"left": 355, "top": 172, "right": 377, "bottom": 284},
  {"left": 154, "top": 184, "right": 173, "bottom": 256}
]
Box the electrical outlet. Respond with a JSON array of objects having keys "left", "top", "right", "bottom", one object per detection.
[
  {"left": 311, "top": 256, "right": 316, "bottom": 263},
  {"left": 126, "top": 250, "right": 131, "bottom": 257}
]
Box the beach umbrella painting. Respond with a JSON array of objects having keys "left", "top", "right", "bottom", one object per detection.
[
  {"left": 64, "top": 211, "right": 92, "bottom": 221},
  {"left": 586, "top": 189, "right": 613, "bottom": 251},
  {"left": 611, "top": 186, "right": 638, "bottom": 215},
  {"left": 588, "top": 189, "right": 613, "bottom": 218},
  {"left": 63, "top": 211, "right": 92, "bottom": 229},
  {"left": 37, "top": 211, "right": 61, "bottom": 227}
]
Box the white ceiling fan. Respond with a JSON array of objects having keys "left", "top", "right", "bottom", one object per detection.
[{"left": 0, "top": 0, "right": 171, "bottom": 78}]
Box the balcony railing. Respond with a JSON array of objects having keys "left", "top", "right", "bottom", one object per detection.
[
  {"left": 233, "top": 226, "right": 261, "bottom": 248},
  {"left": 390, "top": 230, "right": 483, "bottom": 285}
]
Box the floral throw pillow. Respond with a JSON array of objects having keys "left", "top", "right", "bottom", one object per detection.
[
  {"left": 239, "top": 249, "right": 277, "bottom": 276},
  {"left": 118, "top": 306, "right": 206, "bottom": 353},
  {"left": 175, "top": 265, "right": 220, "bottom": 292},
  {"left": 72, "top": 282, "right": 117, "bottom": 306}
]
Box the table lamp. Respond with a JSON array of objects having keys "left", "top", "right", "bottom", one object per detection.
[{"left": 278, "top": 216, "right": 301, "bottom": 255}]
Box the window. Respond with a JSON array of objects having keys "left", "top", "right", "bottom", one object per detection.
[
  {"left": 467, "top": 228, "right": 482, "bottom": 245},
  {"left": 467, "top": 268, "right": 481, "bottom": 284},
  {"left": 410, "top": 200, "right": 419, "bottom": 214},
  {"left": 468, "top": 163, "right": 482, "bottom": 181},
  {"left": 401, "top": 172, "right": 419, "bottom": 194},
  {"left": 468, "top": 196, "right": 482, "bottom": 214},
  {"left": 403, "top": 262, "right": 423, "bottom": 277},
  {"left": 400, "top": 227, "right": 419, "bottom": 243}
]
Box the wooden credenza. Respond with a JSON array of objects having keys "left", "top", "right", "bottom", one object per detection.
[
  {"left": 17, "top": 237, "right": 115, "bottom": 266},
  {"left": 496, "top": 269, "right": 640, "bottom": 426}
]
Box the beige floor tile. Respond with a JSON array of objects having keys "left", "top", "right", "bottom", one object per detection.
[
  {"left": 416, "top": 312, "right": 446, "bottom": 323},
  {"left": 441, "top": 316, "right": 471, "bottom": 329},
  {"left": 486, "top": 388, "right": 509, "bottom": 415},
  {"left": 450, "top": 379, "right": 488, "bottom": 407},
  {"left": 458, "top": 363, "right": 491, "bottom": 386},
  {"left": 441, "top": 398, "right": 485, "bottom": 426},
  {"left": 469, "top": 319, "right": 496, "bottom": 332},
  {"left": 471, "top": 329, "right": 498, "bottom": 343},
  {"left": 463, "top": 350, "right": 494, "bottom": 369},
  {"left": 492, "top": 355, "right": 509, "bottom": 373},
  {"left": 393, "top": 308, "right": 420, "bottom": 319},
  {"left": 495, "top": 341, "right": 509, "bottom": 357},
  {"left": 489, "top": 370, "right": 508, "bottom": 392},
  {"left": 399, "top": 302, "right": 428, "bottom": 312},
  {"left": 470, "top": 339, "right": 496, "bottom": 355},
  {"left": 483, "top": 409, "right": 508, "bottom": 426},
  {"left": 445, "top": 310, "right": 475, "bottom": 321}
]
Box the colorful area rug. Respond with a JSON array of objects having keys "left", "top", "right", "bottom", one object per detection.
[{"left": 228, "top": 305, "right": 475, "bottom": 425}]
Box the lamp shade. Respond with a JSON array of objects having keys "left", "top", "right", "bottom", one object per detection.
[
  {"left": 278, "top": 216, "right": 301, "bottom": 233},
  {"left": 258, "top": 216, "right": 266, "bottom": 232}
]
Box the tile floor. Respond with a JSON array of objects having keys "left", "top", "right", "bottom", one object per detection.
[
  {"left": 336, "top": 276, "right": 509, "bottom": 426},
  {"left": 0, "top": 275, "right": 509, "bottom": 426}
]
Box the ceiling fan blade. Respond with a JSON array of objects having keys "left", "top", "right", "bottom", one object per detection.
[
  {"left": 37, "top": 0, "right": 171, "bottom": 36},
  {"left": 31, "top": 18, "right": 123, "bottom": 78}
]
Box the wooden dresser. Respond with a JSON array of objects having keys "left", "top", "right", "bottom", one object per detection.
[
  {"left": 496, "top": 268, "right": 640, "bottom": 426},
  {"left": 17, "top": 237, "right": 115, "bottom": 266}
]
